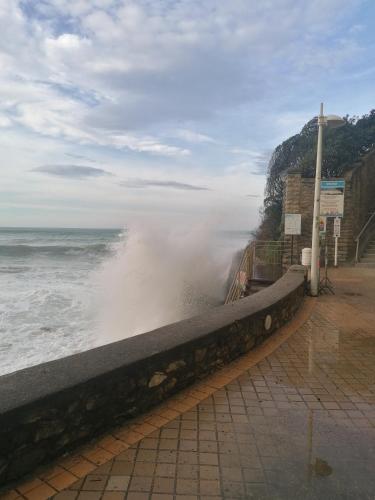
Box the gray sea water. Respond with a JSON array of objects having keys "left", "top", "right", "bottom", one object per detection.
[
  {"left": 0, "top": 227, "right": 250, "bottom": 376},
  {"left": 0, "top": 227, "right": 121, "bottom": 376}
]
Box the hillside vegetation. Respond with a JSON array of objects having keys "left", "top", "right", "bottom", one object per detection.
[{"left": 257, "top": 109, "right": 375, "bottom": 240}]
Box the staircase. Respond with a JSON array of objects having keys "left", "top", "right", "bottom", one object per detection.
[
  {"left": 357, "top": 237, "right": 375, "bottom": 267},
  {"left": 355, "top": 211, "right": 375, "bottom": 267}
]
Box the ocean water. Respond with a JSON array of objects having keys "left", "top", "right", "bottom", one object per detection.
[{"left": 0, "top": 226, "right": 250, "bottom": 376}]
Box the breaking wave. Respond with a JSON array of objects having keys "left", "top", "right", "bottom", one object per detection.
[
  {"left": 94, "top": 221, "right": 238, "bottom": 343},
  {"left": 0, "top": 243, "right": 110, "bottom": 258}
]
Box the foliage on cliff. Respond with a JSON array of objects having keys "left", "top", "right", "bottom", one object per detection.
[{"left": 257, "top": 109, "right": 375, "bottom": 240}]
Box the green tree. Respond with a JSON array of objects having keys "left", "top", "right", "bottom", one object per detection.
[{"left": 257, "top": 109, "right": 375, "bottom": 240}]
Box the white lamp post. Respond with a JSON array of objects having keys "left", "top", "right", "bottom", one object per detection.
[{"left": 310, "top": 103, "right": 345, "bottom": 296}]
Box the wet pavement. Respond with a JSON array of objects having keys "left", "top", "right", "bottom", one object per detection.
[{"left": 4, "top": 267, "right": 375, "bottom": 500}]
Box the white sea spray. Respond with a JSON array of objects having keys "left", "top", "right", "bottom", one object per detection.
[{"left": 94, "top": 221, "right": 237, "bottom": 343}]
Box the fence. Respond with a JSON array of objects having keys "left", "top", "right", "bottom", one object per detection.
[{"left": 225, "top": 240, "right": 283, "bottom": 304}]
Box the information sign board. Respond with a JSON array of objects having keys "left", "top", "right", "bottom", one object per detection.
[
  {"left": 285, "top": 214, "right": 301, "bottom": 235},
  {"left": 333, "top": 217, "right": 341, "bottom": 238},
  {"left": 320, "top": 180, "right": 345, "bottom": 217}
]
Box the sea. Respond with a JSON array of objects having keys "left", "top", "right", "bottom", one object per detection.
[{"left": 0, "top": 227, "right": 250, "bottom": 376}]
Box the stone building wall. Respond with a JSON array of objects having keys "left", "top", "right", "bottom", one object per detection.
[{"left": 282, "top": 149, "right": 375, "bottom": 266}]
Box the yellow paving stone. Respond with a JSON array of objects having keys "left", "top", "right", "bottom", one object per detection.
[
  {"left": 47, "top": 470, "right": 77, "bottom": 491},
  {"left": 131, "top": 422, "right": 158, "bottom": 436},
  {"left": 115, "top": 430, "right": 145, "bottom": 445},
  {"left": 144, "top": 415, "right": 169, "bottom": 427},
  {"left": 23, "top": 483, "right": 56, "bottom": 500},
  {"left": 67, "top": 458, "right": 97, "bottom": 478},
  {"left": 158, "top": 408, "right": 180, "bottom": 420},
  {"left": 102, "top": 439, "right": 129, "bottom": 455},
  {"left": 58, "top": 455, "right": 83, "bottom": 470},
  {"left": 39, "top": 466, "right": 66, "bottom": 481},
  {"left": 80, "top": 446, "right": 114, "bottom": 465},
  {"left": 16, "top": 478, "right": 44, "bottom": 495},
  {"left": 168, "top": 402, "right": 193, "bottom": 412}
]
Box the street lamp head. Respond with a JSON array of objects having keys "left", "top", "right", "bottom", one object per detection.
[{"left": 324, "top": 115, "right": 346, "bottom": 128}]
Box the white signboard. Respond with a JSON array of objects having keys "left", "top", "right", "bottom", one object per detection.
[
  {"left": 333, "top": 217, "right": 341, "bottom": 237},
  {"left": 285, "top": 214, "right": 301, "bottom": 235},
  {"left": 320, "top": 180, "right": 345, "bottom": 217}
]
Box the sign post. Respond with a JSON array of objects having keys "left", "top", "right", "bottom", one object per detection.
[
  {"left": 333, "top": 217, "right": 341, "bottom": 267},
  {"left": 285, "top": 214, "right": 301, "bottom": 265},
  {"left": 318, "top": 179, "right": 345, "bottom": 294},
  {"left": 320, "top": 180, "right": 345, "bottom": 218}
]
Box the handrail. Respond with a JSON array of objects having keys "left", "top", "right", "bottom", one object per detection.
[
  {"left": 225, "top": 242, "right": 254, "bottom": 304},
  {"left": 355, "top": 211, "right": 375, "bottom": 262},
  {"left": 355, "top": 211, "right": 375, "bottom": 242},
  {"left": 225, "top": 240, "right": 284, "bottom": 304}
]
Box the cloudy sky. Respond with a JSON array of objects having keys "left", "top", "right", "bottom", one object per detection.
[{"left": 1, "top": 0, "right": 374, "bottom": 229}]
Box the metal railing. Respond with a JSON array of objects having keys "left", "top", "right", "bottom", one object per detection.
[
  {"left": 252, "top": 240, "right": 284, "bottom": 282},
  {"left": 225, "top": 240, "right": 283, "bottom": 304},
  {"left": 225, "top": 243, "right": 254, "bottom": 304},
  {"left": 355, "top": 211, "right": 375, "bottom": 262}
]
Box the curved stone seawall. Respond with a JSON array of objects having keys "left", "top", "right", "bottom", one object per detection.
[{"left": 0, "top": 266, "right": 306, "bottom": 486}]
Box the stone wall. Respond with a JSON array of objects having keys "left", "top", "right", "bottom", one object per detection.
[
  {"left": 350, "top": 149, "right": 375, "bottom": 243},
  {"left": 282, "top": 149, "right": 375, "bottom": 266},
  {"left": 0, "top": 266, "right": 306, "bottom": 487}
]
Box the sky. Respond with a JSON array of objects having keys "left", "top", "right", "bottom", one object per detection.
[{"left": 0, "top": 0, "right": 374, "bottom": 230}]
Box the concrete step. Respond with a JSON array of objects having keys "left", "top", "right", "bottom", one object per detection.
[
  {"left": 360, "top": 258, "right": 375, "bottom": 263},
  {"left": 356, "top": 262, "right": 375, "bottom": 268}
]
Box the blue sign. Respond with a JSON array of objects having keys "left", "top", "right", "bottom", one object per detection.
[{"left": 321, "top": 180, "right": 345, "bottom": 190}]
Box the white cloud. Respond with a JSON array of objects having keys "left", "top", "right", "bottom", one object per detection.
[
  {"left": 0, "top": 0, "right": 372, "bottom": 227},
  {"left": 173, "top": 130, "right": 216, "bottom": 144}
]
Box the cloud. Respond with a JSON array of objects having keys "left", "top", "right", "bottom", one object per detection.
[
  {"left": 230, "top": 150, "right": 271, "bottom": 176},
  {"left": 1, "top": 0, "right": 365, "bottom": 153},
  {"left": 65, "top": 152, "right": 97, "bottom": 163},
  {"left": 1, "top": 0, "right": 373, "bottom": 229},
  {"left": 173, "top": 130, "right": 216, "bottom": 144},
  {"left": 32, "top": 164, "right": 113, "bottom": 179},
  {"left": 120, "top": 179, "right": 210, "bottom": 191}
]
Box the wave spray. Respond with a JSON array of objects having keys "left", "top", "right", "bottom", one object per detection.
[{"left": 95, "top": 221, "right": 238, "bottom": 343}]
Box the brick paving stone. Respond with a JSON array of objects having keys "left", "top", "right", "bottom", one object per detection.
[
  {"left": 81, "top": 475, "right": 108, "bottom": 492},
  {"left": 105, "top": 476, "right": 129, "bottom": 492},
  {"left": 53, "top": 492, "right": 78, "bottom": 500},
  {"left": 35, "top": 268, "right": 375, "bottom": 500},
  {"left": 101, "top": 493, "right": 124, "bottom": 500}
]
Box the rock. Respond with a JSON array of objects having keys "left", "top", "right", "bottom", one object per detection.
[
  {"left": 245, "top": 337, "right": 256, "bottom": 351},
  {"left": 195, "top": 348, "right": 207, "bottom": 363},
  {"left": 166, "top": 360, "right": 186, "bottom": 373},
  {"left": 34, "top": 421, "right": 65, "bottom": 442},
  {"left": 148, "top": 372, "right": 168, "bottom": 388}
]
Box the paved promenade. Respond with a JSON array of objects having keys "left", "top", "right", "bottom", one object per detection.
[{"left": 3, "top": 267, "right": 375, "bottom": 500}]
